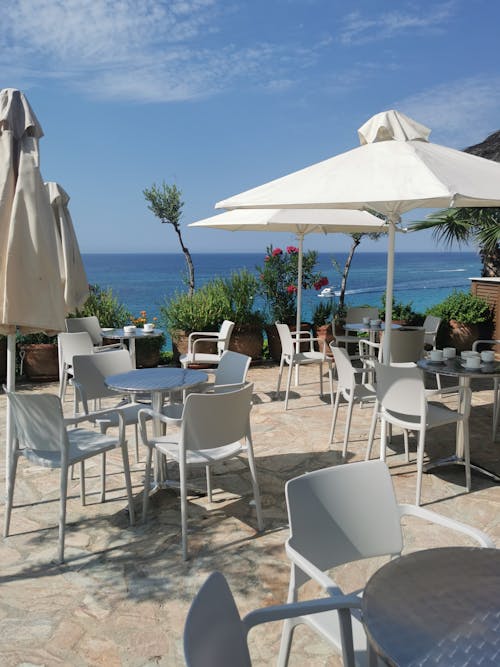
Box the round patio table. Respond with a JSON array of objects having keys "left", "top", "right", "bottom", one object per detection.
[
  {"left": 362, "top": 547, "right": 500, "bottom": 667},
  {"left": 102, "top": 327, "right": 164, "bottom": 368}
]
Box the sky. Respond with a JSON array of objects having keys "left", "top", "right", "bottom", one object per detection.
[{"left": 2, "top": 0, "right": 499, "bottom": 255}]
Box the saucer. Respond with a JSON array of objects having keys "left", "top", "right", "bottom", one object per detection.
[{"left": 427, "top": 359, "right": 445, "bottom": 365}]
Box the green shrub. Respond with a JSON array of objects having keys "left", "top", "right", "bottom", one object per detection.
[
  {"left": 381, "top": 293, "right": 421, "bottom": 324},
  {"left": 312, "top": 300, "right": 335, "bottom": 327},
  {"left": 71, "top": 284, "right": 131, "bottom": 328},
  {"left": 427, "top": 291, "right": 492, "bottom": 325}
]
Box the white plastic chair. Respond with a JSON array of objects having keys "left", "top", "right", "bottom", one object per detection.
[
  {"left": 278, "top": 460, "right": 494, "bottom": 667},
  {"left": 185, "top": 571, "right": 359, "bottom": 667},
  {"left": 366, "top": 362, "right": 471, "bottom": 505},
  {"left": 423, "top": 315, "right": 442, "bottom": 350},
  {"left": 275, "top": 323, "right": 333, "bottom": 410},
  {"left": 163, "top": 350, "right": 252, "bottom": 423},
  {"left": 139, "top": 383, "right": 263, "bottom": 559},
  {"left": 472, "top": 339, "right": 500, "bottom": 439},
  {"left": 359, "top": 327, "right": 425, "bottom": 365},
  {"left": 66, "top": 315, "right": 122, "bottom": 349},
  {"left": 72, "top": 350, "right": 148, "bottom": 475},
  {"left": 333, "top": 306, "right": 379, "bottom": 350},
  {"left": 4, "top": 391, "right": 135, "bottom": 563},
  {"left": 180, "top": 320, "right": 235, "bottom": 368},
  {"left": 58, "top": 331, "right": 94, "bottom": 402},
  {"left": 329, "top": 345, "right": 376, "bottom": 457}
]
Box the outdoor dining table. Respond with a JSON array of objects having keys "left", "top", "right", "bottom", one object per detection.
[
  {"left": 102, "top": 327, "right": 164, "bottom": 368},
  {"left": 344, "top": 322, "right": 401, "bottom": 344},
  {"left": 362, "top": 546, "right": 500, "bottom": 666},
  {"left": 418, "top": 357, "right": 500, "bottom": 483},
  {"left": 105, "top": 367, "right": 208, "bottom": 485}
]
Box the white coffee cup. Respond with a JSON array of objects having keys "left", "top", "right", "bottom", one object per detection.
[
  {"left": 481, "top": 350, "right": 495, "bottom": 363},
  {"left": 143, "top": 323, "right": 154, "bottom": 332},
  {"left": 465, "top": 355, "right": 481, "bottom": 369},
  {"left": 430, "top": 349, "right": 443, "bottom": 362},
  {"left": 362, "top": 316, "right": 370, "bottom": 325},
  {"left": 461, "top": 350, "right": 478, "bottom": 359},
  {"left": 124, "top": 325, "right": 136, "bottom": 334},
  {"left": 443, "top": 347, "right": 456, "bottom": 359}
]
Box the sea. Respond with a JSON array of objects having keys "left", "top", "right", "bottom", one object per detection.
[{"left": 82, "top": 251, "right": 482, "bottom": 346}]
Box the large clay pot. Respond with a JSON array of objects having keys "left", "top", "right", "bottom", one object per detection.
[
  {"left": 446, "top": 320, "right": 480, "bottom": 352},
  {"left": 135, "top": 338, "right": 161, "bottom": 368},
  {"left": 21, "top": 343, "right": 59, "bottom": 381},
  {"left": 229, "top": 324, "right": 263, "bottom": 360},
  {"left": 265, "top": 323, "right": 312, "bottom": 362},
  {"left": 171, "top": 329, "right": 217, "bottom": 367},
  {"left": 314, "top": 324, "right": 334, "bottom": 356}
]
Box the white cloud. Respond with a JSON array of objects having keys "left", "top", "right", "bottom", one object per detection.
[
  {"left": 340, "top": 2, "right": 456, "bottom": 45},
  {"left": 0, "top": 0, "right": 323, "bottom": 103},
  {"left": 395, "top": 76, "right": 500, "bottom": 147}
]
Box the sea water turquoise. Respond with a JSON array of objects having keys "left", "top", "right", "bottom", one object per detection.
[{"left": 83, "top": 251, "right": 482, "bottom": 348}]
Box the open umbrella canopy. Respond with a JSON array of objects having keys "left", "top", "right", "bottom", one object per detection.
[
  {"left": 216, "top": 110, "right": 500, "bottom": 354},
  {"left": 190, "top": 208, "right": 390, "bottom": 337},
  {"left": 45, "top": 181, "right": 89, "bottom": 313}
]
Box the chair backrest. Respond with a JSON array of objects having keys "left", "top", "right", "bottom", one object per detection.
[
  {"left": 472, "top": 338, "right": 500, "bottom": 352},
  {"left": 72, "top": 350, "right": 133, "bottom": 402},
  {"left": 182, "top": 383, "right": 253, "bottom": 452},
  {"left": 184, "top": 571, "right": 251, "bottom": 667},
  {"left": 387, "top": 328, "right": 425, "bottom": 363},
  {"left": 422, "top": 315, "right": 442, "bottom": 348},
  {"left": 218, "top": 320, "right": 235, "bottom": 355},
  {"left": 66, "top": 316, "right": 103, "bottom": 345},
  {"left": 275, "top": 323, "right": 294, "bottom": 357},
  {"left": 7, "top": 392, "right": 68, "bottom": 460},
  {"left": 58, "top": 332, "right": 94, "bottom": 367},
  {"left": 330, "top": 346, "right": 356, "bottom": 391},
  {"left": 214, "top": 351, "right": 251, "bottom": 391},
  {"left": 345, "top": 306, "right": 379, "bottom": 325},
  {"left": 375, "top": 361, "right": 426, "bottom": 417},
  {"left": 285, "top": 461, "right": 403, "bottom": 571}
]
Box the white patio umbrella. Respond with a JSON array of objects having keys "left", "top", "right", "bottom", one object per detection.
[
  {"left": 0, "top": 88, "right": 69, "bottom": 493},
  {"left": 45, "top": 181, "right": 89, "bottom": 312},
  {"left": 190, "top": 208, "right": 390, "bottom": 338},
  {"left": 216, "top": 110, "right": 500, "bottom": 357}
]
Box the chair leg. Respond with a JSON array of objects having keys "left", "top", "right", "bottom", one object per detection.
[
  {"left": 276, "top": 355, "right": 285, "bottom": 400},
  {"left": 206, "top": 465, "right": 212, "bottom": 502},
  {"left": 80, "top": 461, "right": 86, "bottom": 505},
  {"left": 59, "top": 464, "right": 69, "bottom": 564},
  {"left": 318, "top": 361, "right": 324, "bottom": 397},
  {"left": 463, "top": 419, "right": 471, "bottom": 493},
  {"left": 278, "top": 571, "right": 300, "bottom": 667},
  {"left": 366, "top": 402, "right": 379, "bottom": 460},
  {"left": 134, "top": 424, "right": 140, "bottom": 463},
  {"left": 246, "top": 435, "right": 263, "bottom": 531},
  {"left": 4, "top": 450, "right": 19, "bottom": 538},
  {"left": 342, "top": 397, "right": 355, "bottom": 458},
  {"left": 142, "top": 446, "right": 153, "bottom": 522},
  {"left": 328, "top": 365, "right": 334, "bottom": 405},
  {"left": 180, "top": 457, "right": 189, "bottom": 560},
  {"left": 120, "top": 442, "right": 135, "bottom": 526},
  {"left": 100, "top": 452, "right": 106, "bottom": 503},
  {"left": 284, "top": 362, "right": 294, "bottom": 410},
  {"left": 415, "top": 429, "right": 426, "bottom": 506},
  {"left": 436, "top": 372, "right": 442, "bottom": 390},
  {"left": 404, "top": 430, "right": 410, "bottom": 463},
  {"left": 329, "top": 388, "right": 342, "bottom": 445},
  {"left": 59, "top": 370, "right": 67, "bottom": 401},
  {"left": 379, "top": 418, "right": 388, "bottom": 462}
]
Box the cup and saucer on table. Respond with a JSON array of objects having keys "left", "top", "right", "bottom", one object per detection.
[
  {"left": 460, "top": 350, "right": 481, "bottom": 369},
  {"left": 143, "top": 323, "right": 155, "bottom": 333},
  {"left": 428, "top": 349, "right": 445, "bottom": 364}
]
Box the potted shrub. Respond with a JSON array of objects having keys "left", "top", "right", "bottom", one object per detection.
[
  {"left": 256, "top": 245, "right": 329, "bottom": 361},
  {"left": 427, "top": 290, "right": 492, "bottom": 351},
  {"left": 18, "top": 332, "right": 59, "bottom": 381},
  {"left": 72, "top": 284, "right": 131, "bottom": 328},
  {"left": 130, "top": 310, "right": 165, "bottom": 368},
  {"left": 380, "top": 293, "right": 420, "bottom": 326}
]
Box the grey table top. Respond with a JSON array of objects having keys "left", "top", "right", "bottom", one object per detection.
[
  {"left": 344, "top": 322, "right": 402, "bottom": 333},
  {"left": 102, "top": 327, "right": 164, "bottom": 340},
  {"left": 105, "top": 367, "right": 208, "bottom": 393},
  {"left": 418, "top": 357, "right": 500, "bottom": 379},
  {"left": 362, "top": 547, "right": 500, "bottom": 667}
]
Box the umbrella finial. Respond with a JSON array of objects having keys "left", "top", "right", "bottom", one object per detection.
[{"left": 358, "top": 110, "right": 431, "bottom": 145}]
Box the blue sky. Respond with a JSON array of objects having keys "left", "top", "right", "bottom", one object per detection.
[{"left": 3, "top": 0, "right": 499, "bottom": 254}]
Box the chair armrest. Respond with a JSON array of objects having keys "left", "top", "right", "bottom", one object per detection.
[
  {"left": 285, "top": 541, "right": 339, "bottom": 592},
  {"left": 94, "top": 343, "right": 123, "bottom": 352},
  {"left": 398, "top": 503, "right": 495, "bottom": 547},
  {"left": 138, "top": 407, "right": 176, "bottom": 446}
]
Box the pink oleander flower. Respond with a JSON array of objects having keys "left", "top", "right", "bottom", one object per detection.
[
  {"left": 286, "top": 245, "right": 299, "bottom": 254},
  {"left": 313, "top": 276, "right": 329, "bottom": 290},
  {"left": 272, "top": 247, "right": 283, "bottom": 257},
  {"left": 287, "top": 284, "right": 297, "bottom": 293},
  {"left": 264, "top": 255, "right": 270, "bottom": 262}
]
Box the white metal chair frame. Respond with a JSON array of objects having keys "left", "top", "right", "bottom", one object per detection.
[
  {"left": 472, "top": 339, "right": 500, "bottom": 439},
  {"left": 278, "top": 461, "right": 494, "bottom": 667},
  {"left": 366, "top": 362, "right": 471, "bottom": 505},
  {"left": 139, "top": 383, "right": 263, "bottom": 559},
  {"left": 184, "top": 571, "right": 359, "bottom": 667},
  {"left": 65, "top": 315, "right": 123, "bottom": 349},
  {"left": 333, "top": 306, "right": 380, "bottom": 351},
  {"left": 329, "top": 345, "right": 376, "bottom": 457},
  {"left": 276, "top": 322, "right": 333, "bottom": 410},
  {"left": 180, "top": 320, "right": 235, "bottom": 368},
  {"left": 4, "top": 391, "right": 135, "bottom": 563}
]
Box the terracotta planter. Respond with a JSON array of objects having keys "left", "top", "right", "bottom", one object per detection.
[
  {"left": 265, "top": 323, "right": 312, "bottom": 362},
  {"left": 314, "top": 324, "right": 334, "bottom": 356},
  {"left": 171, "top": 329, "right": 217, "bottom": 367},
  {"left": 229, "top": 324, "right": 263, "bottom": 360},
  {"left": 446, "top": 320, "right": 480, "bottom": 352},
  {"left": 21, "top": 343, "right": 59, "bottom": 381}
]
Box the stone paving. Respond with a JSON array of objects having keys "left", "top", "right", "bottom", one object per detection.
[{"left": 0, "top": 363, "right": 499, "bottom": 666}]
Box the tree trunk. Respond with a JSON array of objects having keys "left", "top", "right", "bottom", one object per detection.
[
  {"left": 338, "top": 237, "right": 361, "bottom": 309},
  {"left": 175, "top": 227, "right": 195, "bottom": 296}
]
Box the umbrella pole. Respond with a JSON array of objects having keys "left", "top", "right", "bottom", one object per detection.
[
  {"left": 382, "top": 216, "right": 399, "bottom": 362},
  {"left": 5, "top": 332, "right": 15, "bottom": 498},
  {"left": 295, "top": 233, "right": 304, "bottom": 385}
]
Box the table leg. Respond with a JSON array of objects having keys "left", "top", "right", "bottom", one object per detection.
[{"left": 129, "top": 338, "right": 136, "bottom": 368}]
